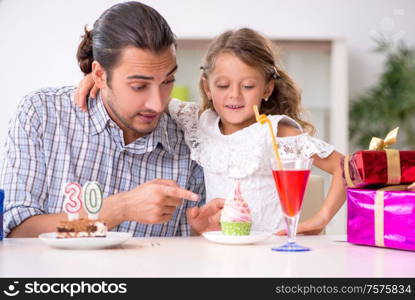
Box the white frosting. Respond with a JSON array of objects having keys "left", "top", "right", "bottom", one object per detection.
[{"left": 93, "top": 221, "right": 107, "bottom": 237}]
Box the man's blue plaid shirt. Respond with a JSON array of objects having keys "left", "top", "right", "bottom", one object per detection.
[{"left": 0, "top": 86, "right": 205, "bottom": 237}]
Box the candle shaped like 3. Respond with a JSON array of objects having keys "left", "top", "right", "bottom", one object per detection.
[
  {"left": 82, "top": 181, "right": 103, "bottom": 220},
  {"left": 62, "top": 182, "right": 83, "bottom": 220}
]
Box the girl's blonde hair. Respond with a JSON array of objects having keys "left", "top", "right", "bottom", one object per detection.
[{"left": 199, "top": 28, "right": 315, "bottom": 134}]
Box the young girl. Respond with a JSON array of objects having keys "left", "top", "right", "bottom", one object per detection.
[{"left": 76, "top": 28, "right": 346, "bottom": 234}]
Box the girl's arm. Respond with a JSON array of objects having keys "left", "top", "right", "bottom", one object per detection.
[
  {"left": 296, "top": 151, "right": 346, "bottom": 235},
  {"left": 277, "top": 124, "right": 346, "bottom": 235},
  {"left": 74, "top": 73, "right": 98, "bottom": 111}
]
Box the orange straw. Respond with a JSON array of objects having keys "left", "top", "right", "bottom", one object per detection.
[{"left": 253, "top": 105, "right": 283, "bottom": 170}]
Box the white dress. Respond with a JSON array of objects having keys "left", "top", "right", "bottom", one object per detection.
[{"left": 169, "top": 99, "right": 335, "bottom": 232}]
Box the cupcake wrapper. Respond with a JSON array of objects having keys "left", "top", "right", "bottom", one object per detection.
[{"left": 221, "top": 222, "right": 251, "bottom": 236}]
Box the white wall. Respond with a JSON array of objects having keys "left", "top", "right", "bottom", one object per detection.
[
  {"left": 1, "top": 0, "right": 414, "bottom": 144},
  {"left": 0, "top": 0, "right": 414, "bottom": 234},
  {"left": 1, "top": 0, "right": 414, "bottom": 137}
]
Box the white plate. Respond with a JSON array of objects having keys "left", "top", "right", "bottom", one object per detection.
[
  {"left": 202, "top": 231, "right": 272, "bottom": 245},
  {"left": 39, "top": 232, "right": 133, "bottom": 250}
]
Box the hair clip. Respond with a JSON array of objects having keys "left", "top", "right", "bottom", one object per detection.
[{"left": 272, "top": 66, "right": 281, "bottom": 79}]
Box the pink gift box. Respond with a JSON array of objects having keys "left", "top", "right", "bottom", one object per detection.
[{"left": 347, "top": 187, "right": 415, "bottom": 251}]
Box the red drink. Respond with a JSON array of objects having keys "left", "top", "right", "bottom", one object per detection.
[{"left": 272, "top": 170, "right": 310, "bottom": 217}]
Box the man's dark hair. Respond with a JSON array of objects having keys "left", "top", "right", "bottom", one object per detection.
[{"left": 76, "top": 1, "right": 176, "bottom": 83}]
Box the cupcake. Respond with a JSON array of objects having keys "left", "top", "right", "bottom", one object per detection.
[{"left": 220, "top": 180, "right": 252, "bottom": 235}]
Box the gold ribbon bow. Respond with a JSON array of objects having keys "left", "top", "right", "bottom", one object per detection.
[
  {"left": 344, "top": 127, "right": 401, "bottom": 187},
  {"left": 374, "top": 182, "right": 415, "bottom": 247},
  {"left": 368, "top": 127, "right": 399, "bottom": 151}
]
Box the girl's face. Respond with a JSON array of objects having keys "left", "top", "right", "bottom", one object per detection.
[{"left": 203, "top": 52, "right": 273, "bottom": 135}]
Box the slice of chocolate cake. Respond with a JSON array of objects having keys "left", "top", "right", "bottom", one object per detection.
[{"left": 56, "top": 218, "right": 107, "bottom": 238}]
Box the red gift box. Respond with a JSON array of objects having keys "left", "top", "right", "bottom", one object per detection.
[
  {"left": 342, "top": 150, "right": 415, "bottom": 188},
  {"left": 342, "top": 127, "right": 415, "bottom": 188}
]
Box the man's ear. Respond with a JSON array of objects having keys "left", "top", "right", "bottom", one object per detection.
[
  {"left": 202, "top": 77, "right": 212, "bottom": 100},
  {"left": 92, "top": 61, "right": 107, "bottom": 89}
]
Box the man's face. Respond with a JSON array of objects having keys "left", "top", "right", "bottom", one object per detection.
[{"left": 98, "top": 45, "right": 177, "bottom": 142}]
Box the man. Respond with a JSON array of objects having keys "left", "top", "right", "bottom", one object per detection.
[{"left": 0, "top": 2, "right": 223, "bottom": 237}]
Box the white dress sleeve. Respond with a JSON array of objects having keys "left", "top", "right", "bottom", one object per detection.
[
  {"left": 279, "top": 134, "right": 335, "bottom": 159},
  {"left": 271, "top": 114, "right": 335, "bottom": 159},
  {"left": 168, "top": 99, "right": 201, "bottom": 162}
]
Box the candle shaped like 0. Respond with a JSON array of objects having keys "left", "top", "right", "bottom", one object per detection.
[
  {"left": 62, "top": 182, "right": 83, "bottom": 221},
  {"left": 82, "top": 181, "right": 103, "bottom": 220}
]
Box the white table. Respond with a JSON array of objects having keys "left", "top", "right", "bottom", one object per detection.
[{"left": 0, "top": 235, "right": 414, "bottom": 277}]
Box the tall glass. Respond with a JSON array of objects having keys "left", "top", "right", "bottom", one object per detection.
[{"left": 271, "top": 158, "right": 313, "bottom": 252}]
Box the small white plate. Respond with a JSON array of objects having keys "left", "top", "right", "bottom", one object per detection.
[
  {"left": 202, "top": 231, "right": 272, "bottom": 245},
  {"left": 39, "top": 232, "right": 133, "bottom": 250}
]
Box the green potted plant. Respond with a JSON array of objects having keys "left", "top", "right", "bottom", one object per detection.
[{"left": 349, "top": 38, "right": 415, "bottom": 150}]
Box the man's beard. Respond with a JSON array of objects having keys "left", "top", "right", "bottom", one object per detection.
[{"left": 104, "top": 89, "right": 160, "bottom": 137}]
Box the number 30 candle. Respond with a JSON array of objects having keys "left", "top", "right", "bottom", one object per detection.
[
  {"left": 82, "top": 181, "right": 103, "bottom": 220},
  {"left": 62, "top": 182, "right": 83, "bottom": 221}
]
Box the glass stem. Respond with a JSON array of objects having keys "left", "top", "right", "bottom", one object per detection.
[{"left": 284, "top": 214, "right": 300, "bottom": 244}]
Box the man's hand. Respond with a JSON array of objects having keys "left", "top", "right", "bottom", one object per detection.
[
  {"left": 120, "top": 179, "right": 199, "bottom": 224},
  {"left": 186, "top": 198, "right": 225, "bottom": 235}
]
